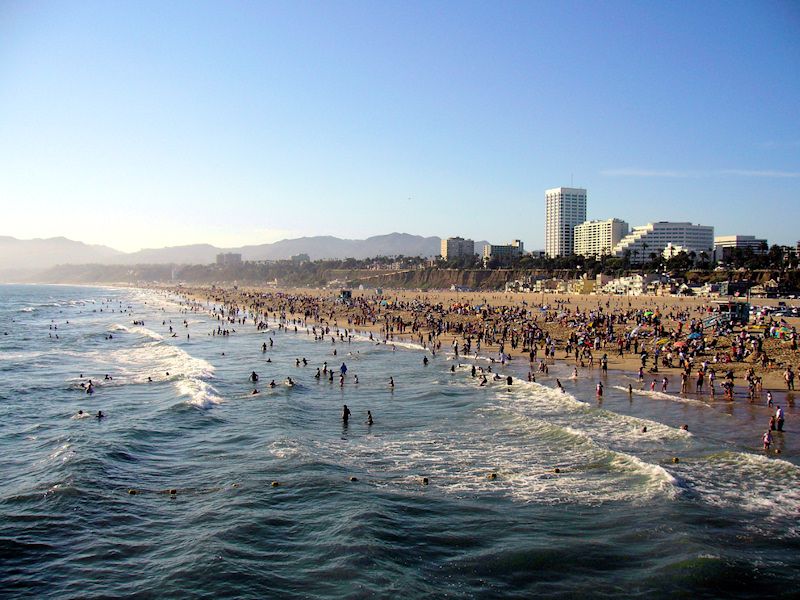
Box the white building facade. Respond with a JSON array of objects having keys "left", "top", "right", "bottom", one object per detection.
[
  {"left": 545, "top": 187, "right": 587, "bottom": 257},
  {"left": 441, "top": 237, "right": 475, "bottom": 261},
  {"left": 713, "top": 235, "right": 768, "bottom": 262},
  {"left": 612, "top": 222, "right": 714, "bottom": 264},
  {"left": 573, "top": 218, "right": 629, "bottom": 258}
]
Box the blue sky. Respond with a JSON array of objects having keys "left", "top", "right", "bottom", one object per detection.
[{"left": 1, "top": 1, "right": 798, "bottom": 252}]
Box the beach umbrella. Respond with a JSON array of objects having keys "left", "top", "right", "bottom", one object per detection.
[
  {"left": 687, "top": 332, "right": 703, "bottom": 340},
  {"left": 673, "top": 341, "right": 687, "bottom": 348}
]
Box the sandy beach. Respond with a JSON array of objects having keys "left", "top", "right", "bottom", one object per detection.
[{"left": 166, "top": 285, "right": 800, "bottom": 396}]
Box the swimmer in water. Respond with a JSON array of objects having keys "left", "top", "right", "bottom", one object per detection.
[
  {"left": 250, "top": 371, "right": 259, "bottom": 382},
  {"left": 506, "top": 375, "right": 513, "bottom": 385},
  {"left": 96, "top": 411, "right": 105, "bottom": 419},
  {"left": 479, "top": 375, "right": 488, "bottom": 387},
  {"left": 269, "top": 380, "right": 276, "bottom": 388},
  {"left": 389, "top": 377, "right": 394, "bottom": 388},
  {"left": 252, "top": 388, "right": 259, "bottom": 395},
  {"left": 366, "top": 410, "right": 373, "bottom": 425},
  {"left": 286, "top": 377, "right": 295, "bottom": 387}
]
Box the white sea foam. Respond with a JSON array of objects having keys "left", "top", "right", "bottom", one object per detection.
[
  {"left": 613, "top": 385, "right": 708, "bottom": 407},
  {"left": 63, "top": 340, "right": 215, "bottom": 390},
  {"left": 349, "top": 333, "right": 432, "bottom": 353},
  {"left": 267, "top": 439, "right": 307, "bottom": 459},
  {"left": 175, "top": 378, "right": 223, "bottom": 409},
  {"left": 312, "top": 401, "right": 681, "bottom": 506},
  {"left": 674, "top": 451, "right": 800, "bottom": 537}
]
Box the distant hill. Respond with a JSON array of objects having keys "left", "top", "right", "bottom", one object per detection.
[
  {"left": 1, "top": 233, "right": 497, "bottom": 274},
  {"left": 0, "top": 236, "right": 123, "bottom": 270}
]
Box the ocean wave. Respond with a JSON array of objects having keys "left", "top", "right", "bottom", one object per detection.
[
  {"left": 176, "top": 378, "right": 223, "bottom": 410},
  {"left": 62, "top": 340, "right": 215, "bottom": 388},
  {"left": 612, "top": 385, "right": 709, "bottom": 407},
  {"left": 674, "top": 450, "right": 800, "bottom": 537},
  {"left": 310, "top": 408, "right": 682, "bottom": 506}
]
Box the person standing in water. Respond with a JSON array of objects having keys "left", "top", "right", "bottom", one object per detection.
[
  {"left": 342, "top": 404, "right": 351, "bottom": 423},
  {"left": 775, "top": 406, "right": 785, "bottom": 431}
]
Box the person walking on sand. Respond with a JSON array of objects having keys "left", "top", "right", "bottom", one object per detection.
[{"left": 784, "top": 367, "right": 795, "bottom": 391}]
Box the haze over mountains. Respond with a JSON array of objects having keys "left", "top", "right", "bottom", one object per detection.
[{"left": 0, "top": 233, "right": 491, "bottom": 272}]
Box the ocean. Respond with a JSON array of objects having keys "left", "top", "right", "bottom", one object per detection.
[{"left": 1, "top": 284, "right": 798, "bottom": 599}]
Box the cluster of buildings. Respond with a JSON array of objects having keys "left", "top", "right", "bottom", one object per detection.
[
  {"left": 440, "top": 237, "right": 527, "bottom": 265},
  {"left": 442, "top": 186, "right": 771, "bottom": 266},
  {"left": 544, "top": 186, "right": 724, "bottom": 264}
]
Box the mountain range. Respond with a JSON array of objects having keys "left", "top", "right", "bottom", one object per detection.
[{"left": 0, "top": 233, "right": 491, "bottom": 271}]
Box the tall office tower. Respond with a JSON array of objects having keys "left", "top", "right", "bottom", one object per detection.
[{"left": 545, "top": 187, "right": 587, "bottom": 257}]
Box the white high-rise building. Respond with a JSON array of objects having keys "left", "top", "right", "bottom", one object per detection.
[
  {"left": 574, "top": 219, "right": 629, "bottom": 258},
  {"left": 612, "top": 222, "right": 714, "bottom": 264},
  {"left": 441, "top": 237, "right": 475, "bottom": 260},
  {"left": 545, "top": 187, "right": 587, "bottom": 257}
]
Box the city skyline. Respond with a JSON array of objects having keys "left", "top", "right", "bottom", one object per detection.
[{"left": 1, "top": 1, "right": 799, "bottom": 252}]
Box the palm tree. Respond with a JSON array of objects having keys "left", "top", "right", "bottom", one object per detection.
[{"left": 640, "top": 242, "right": 649, "bottom": 274}]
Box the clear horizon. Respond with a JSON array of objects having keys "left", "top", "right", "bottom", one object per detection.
[{"left": 1, "top": 1, "right": 798, "bottom": 252}]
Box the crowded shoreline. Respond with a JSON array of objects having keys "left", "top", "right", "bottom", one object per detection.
[{"left": 162, "top": 284, "right": 799, "bottom": 401}]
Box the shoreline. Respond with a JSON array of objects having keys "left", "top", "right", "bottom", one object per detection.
[{"left": 156, "top": 284, "right": 800, "bottom": 404}]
